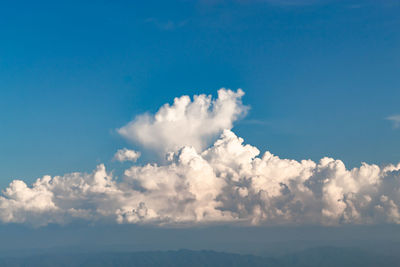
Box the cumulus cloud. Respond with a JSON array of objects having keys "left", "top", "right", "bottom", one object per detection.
[
  {"left": 114, "top": 148, "right": 141, "bottom": 162},
  {"left": 117, "top": 89, "right": 248, "bottom": 155},
  {"left": 1, "top": 89, "right": 400, "bottom": 227}
]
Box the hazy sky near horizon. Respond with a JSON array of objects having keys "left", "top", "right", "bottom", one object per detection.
[{"left": 1, "top": 0, "right": 400, "bottom": 229}]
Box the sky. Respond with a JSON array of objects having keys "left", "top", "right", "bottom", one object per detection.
[
  {"left": 1, "top": 0, "right": 400, "bottom": 242},
  {"left": 1, "top": 0, "right": 399, "bottom": 188}
]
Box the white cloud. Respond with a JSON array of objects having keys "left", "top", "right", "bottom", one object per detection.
[
  {"left": 386, "top": 114, "right": 400, "bottom": 128},
  {"left": 117, "top": 88, "right": 248, "bottom": 155},
  {"left": 1, "top": 89, "right": 400, "bottom": 227},
  {"left": 114, "top": 148, "right": 141, "bottom": 162}
]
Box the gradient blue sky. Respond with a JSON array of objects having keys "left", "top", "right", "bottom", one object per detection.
[{"left": 1, "top": 0, "right": 399, "bottom": 187}]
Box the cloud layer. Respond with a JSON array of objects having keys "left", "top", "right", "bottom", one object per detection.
[{"left": 1, "top": 89, "right": 400, "bottom": 227}]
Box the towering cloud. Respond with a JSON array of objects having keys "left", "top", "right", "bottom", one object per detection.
[
  {"left": 117, "top": 89, "right": 248, "bottom": 154},
  {"left": 1, "top": 89, "right": 400, "bottom": 227}
]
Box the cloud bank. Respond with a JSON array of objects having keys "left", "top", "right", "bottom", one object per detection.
[{"left": 1, "top": 89, "right": 400, "bottom": 227}]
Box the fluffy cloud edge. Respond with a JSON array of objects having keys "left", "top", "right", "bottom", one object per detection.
[
  {"left": 1, "top": 89, "right": 400, "bottom": 227},
  {"left": 1, "top": 129, "right": 400, "bottom": 227},
  {"left": 114, "top": 148, "right": 141, "bottom": 162},
  {"left": 117, "top": 88, "right": 248, "bottom": 155}
]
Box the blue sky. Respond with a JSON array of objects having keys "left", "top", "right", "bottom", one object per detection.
[{"left": 1, "top": 0, "right": 400, "bottom": 189}]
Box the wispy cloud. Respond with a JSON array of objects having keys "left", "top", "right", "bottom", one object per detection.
[
  {"left": 204, "top": 0, "right": 331, "bottom": 7},
  {"left": 386, "top": 115, "right": 400, "bottom": 128},
  {"left": 145, "top": 18, "right": 188, "bottom": 31},
  {"left": 239, "top": 119, "right": 270, "bottom": 126},
  {"left": 257, "top": 0, "right": 326, "bottom": 6}
]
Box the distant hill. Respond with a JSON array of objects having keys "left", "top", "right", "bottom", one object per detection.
[
  {"left": 278, "top": 246, "right": 399, "bottom": 267},
  {"left": 0, "top": 247, "right": 397, "bottom": 267},
  {"left": 0, "top": 250, "right": 276, "bottom": 267}
]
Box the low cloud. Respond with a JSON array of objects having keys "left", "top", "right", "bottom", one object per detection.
[{"left": 1, "top": 89, "right": 400, "bottom": 227}]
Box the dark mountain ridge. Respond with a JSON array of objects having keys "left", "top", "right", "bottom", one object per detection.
[{"left": 0, "top": 247, "right": 398, "bottom": 267}]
